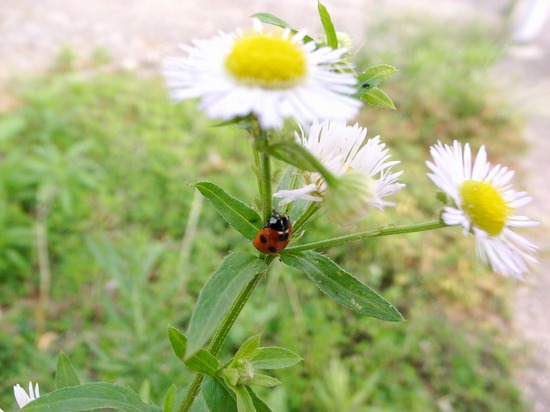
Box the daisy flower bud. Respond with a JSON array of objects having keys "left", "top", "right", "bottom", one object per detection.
[
  {"left": 324, "top": 172, "right": 377, "bottom": 225},
  {"left": 274, "top": 120, "right": 404, "bottom": 223}
]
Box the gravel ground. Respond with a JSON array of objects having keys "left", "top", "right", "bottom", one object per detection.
[{"left": 1, "top": 0, "right": 549, "bottom": 410}]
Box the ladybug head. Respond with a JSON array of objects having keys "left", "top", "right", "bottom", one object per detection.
[{"left": 266, "top": 211, "right": 291, "bottom": 232}]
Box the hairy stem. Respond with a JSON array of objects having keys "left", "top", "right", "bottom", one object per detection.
[
  {"left": 291, "top": 202, "right": 322, "bottom": 234},
  {"left": 286, "top": 220, "right": 447, "bottom": 252},
  {"left": 176, "top": 266, "right": 270, "bottom": 412}
]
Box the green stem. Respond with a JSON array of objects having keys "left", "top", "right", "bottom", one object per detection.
[
  {"left": 286, "top": 220, "right": 447, "bottom": 252},
  {"left": 292, "top": 202, "right": 322, "bottom": 234},
  {"left": 176, "top": 266, "right": 271, "bottom": 412},
  {"left": 261, "top": 149, "right": 272, "bottom": 222},
  {"left": 177, "top": 123, "right": 275, "bottom": 412},
  {"left": 252, "top": 127, "right": 272, "bottom": 222},
  {"left": 207, "top": 268, "right": 267, "bottom": 356}
]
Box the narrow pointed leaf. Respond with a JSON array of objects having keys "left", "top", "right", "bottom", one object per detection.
[
  {"left": 280, "top": 250, "right": 403, "bottom": 321},
  {"left": 186, "top": 252, "right": 267, "bottom": 358},
  {"left": 21, "top": 382, "right": 160, "bottom": 412},
  {"left": 167, "top": 325, "right": 219, "bottom": 375},
  {"left": 251, "top": 13, "right": 291, "bottom": 29},
  {"left": 249, "top": 374, "right": 281, "bottom": 388},
  {"left": 162, "top": 385, "right": 177, "bottom": 412},
  {"left": 167, "top": 325, "right": 187, "bottom": 359},
  {"left": 234, "top": 334, "right": 262, "bottom": 362},
  {"left": 234, "top": 385, "right": 256, "bottom": 412},
  {"left": 361, "top": 87, "right": 396, "bottom": 109},
  {"left": 317, "top": 1, "right": 338, "bottom": 49},
  {"left": 202, "top": 377, "right": 238, "bottom": 412},
  {"left": 251, "top": 347, "right": 302, "bottom": 370},
  {"left": 251, "top": 13, "right": 315, "bottom": 43},
  {"left": 247, "top": 388, "right": 273, "bottom": 412},
  {"left": 194, "top": 182, "right": 262, "bottom": 241},
  {"left": 55, "top": 352, "right": 81, "bottom": 389}
]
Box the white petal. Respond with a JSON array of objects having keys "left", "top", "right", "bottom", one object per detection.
[{"left": 426, "top": 140, "right": 538, "bottom": 278}]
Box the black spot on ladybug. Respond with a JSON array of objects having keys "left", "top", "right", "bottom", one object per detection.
[
  {"left": 259, "top": 234, "right": 268, "bottom": 244},
  {"left": 278, "top": 232, "right": 289, "bottom": 241},
  {"left": 267, "top": 246, "right": 278, "bottom": 253}
]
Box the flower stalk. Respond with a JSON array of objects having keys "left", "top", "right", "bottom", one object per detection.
[
  {"left": 286, "top": 220, "right": 448, "bottom": 252},
  {"left": 176, "top": 267, "right": 270, "bottom": 412}
]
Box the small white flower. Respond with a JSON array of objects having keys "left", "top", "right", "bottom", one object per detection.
[
  {"left": 274, "top": 120, "right": 404, "bottom": 224},
  {"left": 426, "top": 140, "right": 538, "bottom": 279},
  {"left": 13, "top": 381, "right": 40, "bottom": 408},
  {"left": 164, "top": 20, "right": 361, "bottom": 130}
]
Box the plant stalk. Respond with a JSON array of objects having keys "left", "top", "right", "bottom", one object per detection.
[
  {"left": 286, "top": 220, "right": 447, "bottom": 252},
  {"left": 291, "top": 202, "right": 322, "bottom": 234},
  {"left": 176, "top": 267, "right": 269, "bottom": 412}
]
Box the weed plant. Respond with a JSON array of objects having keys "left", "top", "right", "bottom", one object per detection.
[{"left": 0, "top": 17, "right": 527, "bottom": 411}]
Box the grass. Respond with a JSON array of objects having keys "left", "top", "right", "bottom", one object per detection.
[{"left": 0, "top": 16, "right": 528, "bottom": 412}]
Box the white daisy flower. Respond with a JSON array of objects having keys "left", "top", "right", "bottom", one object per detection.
[
  {"left": 164, "top": 20, "right": 361, "bottom": 130},
  {"left": 13, "top": 381, "right": 40, "bottom": 408},
  {"left": 274, "top": 120, "right": 404, "bottom": 224},
  {"left": 426, "top": 140, "right": 538, "bottom": 279}
]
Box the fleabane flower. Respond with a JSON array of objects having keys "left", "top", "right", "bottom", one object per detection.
[
  {"left": 426, "top": 140, "right": 538, "bottom": 279},
  {"left": 164, "top": 20, "right": 361, "bottom": 130},
  {"left": 274, "top": 120, "right": 404, "bottom": 224},
  {"left": 13, "top": 381, "right": 40, "bottom": 408}
]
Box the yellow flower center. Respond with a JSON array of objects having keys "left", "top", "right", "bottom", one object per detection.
[
  {"left": 459, "top": 180, "right": 512, "bottom": 236},
  {"left": 225, "top": 32, "right": 307, "bottom": 89}
]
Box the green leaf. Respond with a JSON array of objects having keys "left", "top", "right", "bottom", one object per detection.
[
  {"left": 194, "top": 182, "right": 263, "bottom": 241},
  {"left": 167, "top": 325, "right": 219, "bottom": 375},
  {"left": 317, "top": 1, "right": 338, "bottom": 49},
  {"left": 185, "top": 349, "right": 219, "bottom": 376},
  {"left": 251, "top": 13, "right": 315, "bottom": 43},
  {"left": 280, "top": 251, "right": 403, "bottom": 321},
  {"left": 357, "top": 64, "right": 398, "bottom": 90},
  {"left": 162, "top": 385, "right": 177, "bottom": 412},
  {"left": 251, "top": 13, "right": 291, "bottom": 29},
  {"left": 251, "top": 347, "right": 302, "bottom": 370},
  {"left": 55, "top": 352, "right": 81, "bottom": 389},
  {"left": 221, "top": 367, "right": 241, "bottom": 387},
  {"left": 247, "top": 388, "right": 273, "bottom": 412},
  {"left": 186, "top": 252, "right": 267, "bottom": 358},
  {"left": 361, "top": 87, "right": 396, "bottom": 109},
  {"left": 139, "top": 380, "right": 151, "bottom": 405},
  {"left": 234, "top": 334, "right": 262, "bottom": 362},
  {"left": 267, "top": 142, "right": 337, "bottom": 185},
  {"left": 21, "top": 382, "right": 160, "bottom": 412},
  {"left": 249, "top": 374, "right": 281, "bottom": 388},
  {"left": 234, "top": 385, "right": 256, "bottom": 412},
  {"left": 202, "top": 377, "right": 238, "bottom": 412},
  {"left": 167, "top": 325, "right": 187, "bottom": 359}
]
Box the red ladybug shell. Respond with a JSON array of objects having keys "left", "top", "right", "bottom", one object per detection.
[{"left": 253, "top": 211, "right": 292, "bottom": 254}]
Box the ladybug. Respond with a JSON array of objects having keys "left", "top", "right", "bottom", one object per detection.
[{"left": 253, "top": 210, "right": 293, "bottom": 255}]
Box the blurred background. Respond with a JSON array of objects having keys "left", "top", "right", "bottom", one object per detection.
[{"left": 1, "top": 0, "right": 549, "bottom": 411}]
